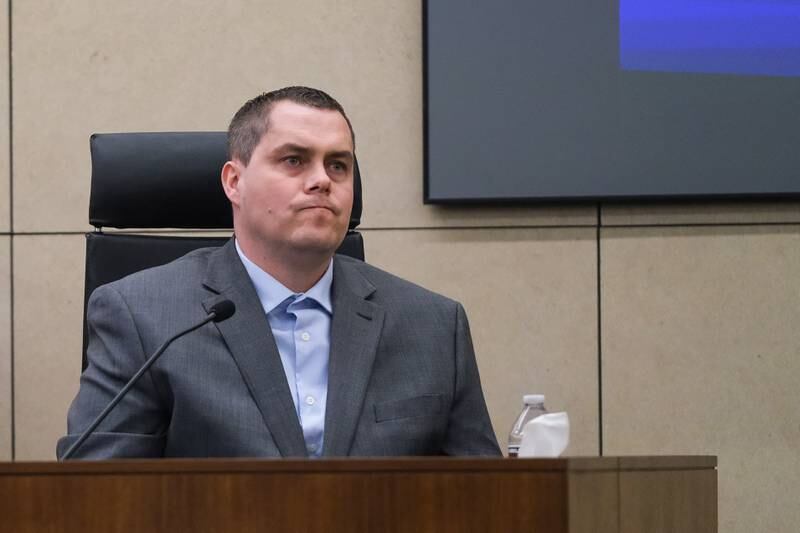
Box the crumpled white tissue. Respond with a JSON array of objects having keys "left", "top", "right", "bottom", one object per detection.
[{"left": 518, "top": 412, "right": 570, "bottom": 458}]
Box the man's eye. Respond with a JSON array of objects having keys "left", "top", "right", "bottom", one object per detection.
[
  {"left": 284, "top": 156, "right": 301, "bottom": 166},
  {"left": 329, "top": 161, "right": 347, "bottom": 173}
]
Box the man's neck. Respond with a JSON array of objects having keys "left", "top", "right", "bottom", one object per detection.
[{"left": 236, "top": 238, "right": 332, "bottom": 293}]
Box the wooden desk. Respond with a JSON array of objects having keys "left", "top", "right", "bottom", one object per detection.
[{"left": 0, "top": 456, "right": 716, "bottom": 532}]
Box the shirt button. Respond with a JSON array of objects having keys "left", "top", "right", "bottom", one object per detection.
[
  {"left": 307, "top": 443, "right": 317, "bottom": 453},
  {"left": 305, "top": 395, "right": 316, "bottom": 406},
  {"left": 300, "top": 332, "right": 311, "bottom": 341}
]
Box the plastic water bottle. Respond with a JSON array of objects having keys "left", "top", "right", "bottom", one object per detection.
[{"left": 507, "top": 394, "right": 548, "bottom": 457}]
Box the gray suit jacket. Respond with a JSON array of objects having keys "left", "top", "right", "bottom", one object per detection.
[{"left": 57, "top": 239, "right": 500, "bottom": 458}]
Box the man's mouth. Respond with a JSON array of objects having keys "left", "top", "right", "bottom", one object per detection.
[{"left": 299, "top": 204, "right": 336, "bottom": 214}]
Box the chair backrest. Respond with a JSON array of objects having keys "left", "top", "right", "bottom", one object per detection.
[{"left": 83, "top": 132, "right": 364, "bottom": 369}]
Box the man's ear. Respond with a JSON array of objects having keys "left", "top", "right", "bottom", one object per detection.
[{"left": 221, "top": 160, "right": 243, "bottom": 207}]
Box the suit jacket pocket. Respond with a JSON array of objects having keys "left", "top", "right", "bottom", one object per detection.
[{"left": 374, "top": 394, "right": 443, "bottom": 423}]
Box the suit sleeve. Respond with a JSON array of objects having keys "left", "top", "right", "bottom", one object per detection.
[
  {"left": 56, "top": 284, "right": 168, "bottom": 459},
  {"left": 441, "top": 302, "right": 502, "bottom": 456}
]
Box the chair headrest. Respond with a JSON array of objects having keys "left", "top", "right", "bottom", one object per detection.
[{"left": 89, "top": 132, "right": 363, "bottom": 230}]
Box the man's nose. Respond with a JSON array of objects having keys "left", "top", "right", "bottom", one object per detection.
[{"left": 304, "top": 161, "right": 331, "bottom": 193}]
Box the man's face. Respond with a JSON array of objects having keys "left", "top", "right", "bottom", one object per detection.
[{"left": 223, "top": 100, "right": 354, "bottom": 261}]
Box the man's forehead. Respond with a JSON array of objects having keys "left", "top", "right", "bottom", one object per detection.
[{"left": 262, "top": 101, "right": 353, "bottom": 151}]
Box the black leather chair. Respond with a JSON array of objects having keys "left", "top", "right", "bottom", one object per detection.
[{"left": 83, "top": 132, "right": 364, "bottom": 369}]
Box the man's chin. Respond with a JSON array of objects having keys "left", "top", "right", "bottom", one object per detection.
[{"left": 289, "top": 233, "right": 346, "bottom": 257}]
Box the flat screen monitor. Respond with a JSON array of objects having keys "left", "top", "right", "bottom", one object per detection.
[{"left": 424, "top": 0, "right": 800, "bottom": 203}]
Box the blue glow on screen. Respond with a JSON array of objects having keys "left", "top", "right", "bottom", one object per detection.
[{"left": 620, "top": 0, "right": 800, "bottom": 77}]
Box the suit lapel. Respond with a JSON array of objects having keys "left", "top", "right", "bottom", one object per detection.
[
  {"left": 323, "top": 258, "right": 385, "bottom": 456},
  {"left": 201, "top": 240, "right": 307, "bottom": 457}
]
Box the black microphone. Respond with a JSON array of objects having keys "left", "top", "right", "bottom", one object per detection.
[
  {"left": 209, "top": 299, "right": 235, "bottom": 321},
  {"left": 61, "top": 300, "right": 236, "bottom": 460}
]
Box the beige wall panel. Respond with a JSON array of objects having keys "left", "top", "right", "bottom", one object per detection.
[
  {"left": 13, "top": 234, "right": 84, "bottom": 460},
  {"left": 12, "top": 0, "right": 595, "bottom": 233},
  {"left": 0, "top": 0, "right": 8, "bottom": 233},
  {"left": 0, "top": 237, "right": 10, "bottom": 460},
  {"left": 363, "top": 227, "right": 599, "bottom": 455},
  {"left": 602, "top": 201, "right": 800, "bottom": 226},
  {"left": 601, "top": 226, "right": 800, "bottom": 533}
]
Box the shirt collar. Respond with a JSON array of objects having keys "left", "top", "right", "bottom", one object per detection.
[{"left": 235, "top": 239, "right": 333, "bottom": 314}]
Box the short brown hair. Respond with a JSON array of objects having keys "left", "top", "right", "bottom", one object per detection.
[{"left": 227, "top": 86, "right": 355, "bottom": 164}]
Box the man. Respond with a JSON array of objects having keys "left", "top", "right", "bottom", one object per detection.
[{"left": 58, "top": 87, "right": 500, "bottom": 458}]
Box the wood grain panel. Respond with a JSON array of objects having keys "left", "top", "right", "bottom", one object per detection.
[
  {"left": 619, "top": 469, "right": 717, "bottom": 533},
  {"left": 1, "top": 459, "right": 568, "bottom": 533},
  {"left": 0, "top": 457, "right": 715, "bottom": 533},
  {"left": 568, "top": 470, "right": 619, "bottom": 533}
]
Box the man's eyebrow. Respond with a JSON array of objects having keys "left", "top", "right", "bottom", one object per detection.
[
  {"left": 327, "top": 151, "right": 354, "bottom": 162},
  {"left": 271, "top": 143, "right": 312, "bottom": 155},
  {"left": 270, "top": 144, "right": 353, "bottom": 162}
]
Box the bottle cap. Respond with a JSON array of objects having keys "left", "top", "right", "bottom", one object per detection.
[{"left": 523, "top": 394, "right": 545, "bottom": 405}]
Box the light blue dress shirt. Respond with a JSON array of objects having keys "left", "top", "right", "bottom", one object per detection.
[{"left": 235, "top": 241, "right": 332, "bottom": 457}]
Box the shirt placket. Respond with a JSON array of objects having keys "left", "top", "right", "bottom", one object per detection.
[{"left": 291, "top": 301, "right": 326, "bottom": 457}]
